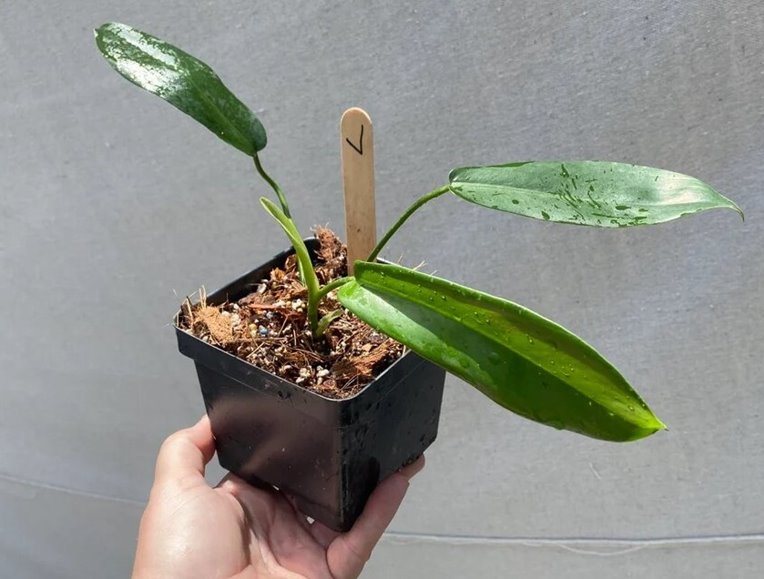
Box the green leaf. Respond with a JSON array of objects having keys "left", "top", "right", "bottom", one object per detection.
[
  {"left": 95, "top": 22, "right": 266, "bottom": 155},
  {"left": 449, "top": 161, "right": 742, "bottom": 227},
  {"left": 338, "top": 261, "right": 665, "bottom": 442}
]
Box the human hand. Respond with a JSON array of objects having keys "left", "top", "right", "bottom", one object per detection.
[{"left": 132, "top": 415, "right": 423, "bottom": 578}]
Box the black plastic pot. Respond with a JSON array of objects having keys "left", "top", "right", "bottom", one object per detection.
[{"left": 175, "top": 240, "right": 446, "bottom": 531}]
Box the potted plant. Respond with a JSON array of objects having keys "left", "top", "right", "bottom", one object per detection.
[{"left": 95, "top": 22, "right": 742, "bottom": 531}]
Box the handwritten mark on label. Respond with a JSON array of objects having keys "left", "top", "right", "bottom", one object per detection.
[{"left": 345, "top": 124, "right": 364, "bottom": 155}]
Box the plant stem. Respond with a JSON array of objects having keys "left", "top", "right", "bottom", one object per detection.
[
  {"left": 259, "top": 197, "right": 320, "bottom": 333},
  {"left": 306, "top": 279, "right": 352, "bottom": 339},
  {"left": 308, "top": 277, "right": 350, "bottom": 337},
  {"left": 315, "top": 276, "right": 352, "bottom": 302},
  {"left": 315, "top": 309, "right": 344, "bottom": 338},
  {"left": 366, "top": 185, "right": 450, "bottom": 262},
  {"left": 296, "top": 249, "right": 320, "bottom": 335},
  {"left": 253, "top": 154, "right": 291, "bottom": 218}
]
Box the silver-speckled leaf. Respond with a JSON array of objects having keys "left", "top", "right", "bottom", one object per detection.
[
  {"left": 95, "top": 22, "right": 266, "bottom": 155},
  {"left": 449, "top": 161, "right": 742, "bottom": 227}
]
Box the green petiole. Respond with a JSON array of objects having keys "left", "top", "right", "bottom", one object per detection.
[
  {"left": 254, "top": 154, "right": 291, "bottom": 218},
  {"left": 367, "top": 185, "right": 450, "bottom": 262},
  {"left": 259, "top": 198, "right": 321, "bottom": 333}
]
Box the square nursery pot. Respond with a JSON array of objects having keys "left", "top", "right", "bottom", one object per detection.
[{"left": 175, "top": 240, "right": 446, "bottom": 531}]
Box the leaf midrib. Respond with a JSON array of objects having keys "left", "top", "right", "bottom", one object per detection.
[{"left": 355, "top": 268, "right": 627, "bottom": 397}]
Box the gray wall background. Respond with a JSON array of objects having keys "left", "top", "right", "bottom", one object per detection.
[{"left": 1, "top": 1, "right": 762, "bottom": 577}]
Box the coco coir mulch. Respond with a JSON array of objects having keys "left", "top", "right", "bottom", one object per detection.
[{"left": 178, "top": 228, "right": 404, "bottom": 398}]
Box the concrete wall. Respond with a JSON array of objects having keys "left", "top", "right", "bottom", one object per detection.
[{"left": 2, "top": 1, "right": 762, "bottom": 576}]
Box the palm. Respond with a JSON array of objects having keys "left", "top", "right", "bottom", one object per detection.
[{"left": 133, "top": 417, "right": 421, "bottom": 579}]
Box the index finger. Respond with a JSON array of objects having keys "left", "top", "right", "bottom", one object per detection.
[{"left": 327, "top": 455, "right": 425, "bottom": 577}]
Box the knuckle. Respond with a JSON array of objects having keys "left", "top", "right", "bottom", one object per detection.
[{"left": 160, "top": 429, "right": 188, "bottom": 452}]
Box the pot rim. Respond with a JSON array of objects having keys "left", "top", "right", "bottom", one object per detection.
[{"left": 173, "top": 238, "right": 414, "bottom": 403}]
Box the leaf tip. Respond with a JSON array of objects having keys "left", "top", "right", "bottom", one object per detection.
[
  {"left": 722, "top": 199, "right": 744, "bottom": 222},
  {"left": 94, "top": 21, "right": 118, "bottom": 38},
  {"left": 93, "top": 23, "right": 108, "bottom": 43},
  {"left": 623, "top": 416, "right": 667, "bottom": 442},
  {"left": 713, "top": 190, "right": 743, "bottom": 221}
]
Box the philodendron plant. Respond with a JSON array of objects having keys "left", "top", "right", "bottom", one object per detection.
[{"left": 96, "top": 22, "right": 741, "bottom": 443}]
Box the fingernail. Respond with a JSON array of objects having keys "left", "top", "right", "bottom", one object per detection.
[{"left": 398, "top": 455, "right": 425, "bottom": 480}]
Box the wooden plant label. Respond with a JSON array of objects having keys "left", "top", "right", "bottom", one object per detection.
[{"left": 341, "top": 107, "right": 376, "bottom": 274}]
